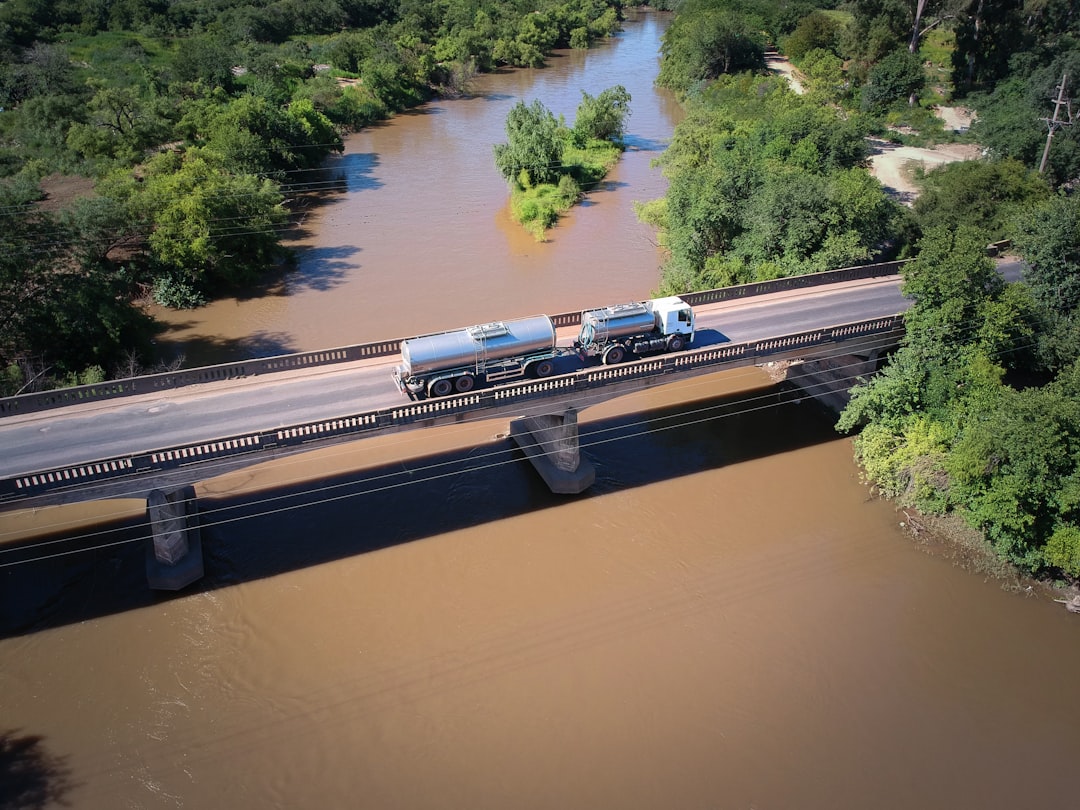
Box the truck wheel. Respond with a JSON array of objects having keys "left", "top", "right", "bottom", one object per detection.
[
  {"left": 602, "top": 345, "right": 625, "bottom": 365},
  {"left": 455, "top": 374, "right": 476, "bottom": 393},
  {"left": 666, "top": 334, "right": 686, "bottom": 352},
  {"left": 533, "top": 360, "right": 555, "bottom": 378},
  {"left": 429, "top": 378, "right": 454, "bottom": 397}
]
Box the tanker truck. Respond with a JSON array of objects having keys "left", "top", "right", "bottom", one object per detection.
[
  {"left": 392, "top": 315, "right": 559, "bottom": 399},
  {"left": 575, "top": 296, "right": 695, "bottom": 365}
]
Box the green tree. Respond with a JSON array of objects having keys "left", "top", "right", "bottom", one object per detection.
[
  {"left": 800, "top": 48, "right": 849, "bottom": 104},
  {"left": 657, "top": 3, "right": 766, "bottom": 94},
  {"left": 66, "top": 85, "right": 174, "bottom": 164},
  {"left": 861, "top": 48, "right": 924, "bottom": 111},
  {"left": 1011, "top": 194, "right": 1080, "bottom": 315},
  {"left": 912, "top": 158, "right": 1049, "bottom": 242},
  {"left": 572, "top": 85, "right": 631, "bottom": 144},
  {"left": 123, "top": 150, "right": 288, "bottom": 294},
  {"left": 171, "top": 33, "right": 239, "bottom": 91},
  {"left": 946, "top": 377, "right": 1080, "bottom": 572},
  {"left": 783, "top": 11, "right": 842, "bottom": 61},
  {"left": 493, "top": 99, "right": 564, "bottom": 186}
]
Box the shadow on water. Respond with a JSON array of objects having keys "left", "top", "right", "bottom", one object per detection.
[
  {"left": 285, "top": 244, "right": 362, "bottom": 294},
  {"left": 329, "top": 151, "right": 383, "bottom": 193},
  {"left": 0, "top": 383, "right": 841, "bottom": 638},
  {"left": 152, "top": 329, "right": 298, "bottom": 365},
  {"left": 0, "top": 730, "right": 75, "bottom": 809}
]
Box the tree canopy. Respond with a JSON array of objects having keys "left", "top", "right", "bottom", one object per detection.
[{"left": 0, "top": 0, "right": 628, "bottom": 392}]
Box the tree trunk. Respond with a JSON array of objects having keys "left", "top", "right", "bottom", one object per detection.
[{"left": 909, "top": 0, "right": 929, "bottom": 52}]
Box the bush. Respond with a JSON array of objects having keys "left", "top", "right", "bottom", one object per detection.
[
  {"left": 861, "top": 49, "right": 924, "bottom": 112},
  {"left": 1045, "top": 525, "right": 1080, "bottom": 578},
  {"left": 152, "top": 272, "right": 206, "bottom": 309}
]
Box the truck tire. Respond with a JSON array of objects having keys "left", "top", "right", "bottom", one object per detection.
[
  {"left": 455, "top": 374, "right": 476, "bottom": 393},
  {"left": 602, "top": 345, "right": 625, "bottom": 365},
  {"left": 429, "top": 378, "right": 454, "bottom": 397},
  {"left": 666, "top": 334, "right": 685, "bottom": 352},
  {"left": 533, "top": 360, "right": 555, "bottom": 378}
]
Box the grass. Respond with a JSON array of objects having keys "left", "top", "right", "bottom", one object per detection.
[
  {"left": 510, "top": 137, "right": 622, "bottom": 240},
  {"left": 59, "top": 30, "right": 175, "bottom": 82},
  {"left": 920, "top": 27, "right": 956, "bottom": 102}
]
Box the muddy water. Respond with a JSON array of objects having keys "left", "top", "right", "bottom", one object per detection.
[
  {"left": 4, "top": 12, "right": 1080, "bottom": 809},
  {"left": 3, "top": 372, "right": 1080, "bottom": 808},
  {"left": 149, "top": 10, "right": 682, "bottom": 367}
]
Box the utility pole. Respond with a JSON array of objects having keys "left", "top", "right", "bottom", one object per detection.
[{"left": 1039, "top": 72, "right": 1073, "bottom": 174}]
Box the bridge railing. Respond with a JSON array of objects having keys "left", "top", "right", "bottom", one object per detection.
[
  {"left": 0, "top": 259, "right": 908, "bottom": 419},
  {"left": 0, "top": 314, "right": 905, "bottom": 506}
]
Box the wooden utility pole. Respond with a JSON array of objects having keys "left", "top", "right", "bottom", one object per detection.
[{"left": 1039, "top": 72, "right": 1073, "bottom": 174}]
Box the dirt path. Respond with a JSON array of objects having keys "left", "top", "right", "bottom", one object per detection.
[
  {"left": 765, "top": 52, "right": 980, "bottom": 204},
  {"left": 867, "top": 139, "right": 983, "bottom": 204}
]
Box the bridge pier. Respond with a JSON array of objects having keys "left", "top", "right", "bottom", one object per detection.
[
  {"left": 783, "top": 352, "right": 881, "bottom": 413},
  {"left": 509, "top": 408, "right": 596, "bottom": 494},
  {"left": 146, "top": 485, "right": 204, "bottom": 590}
]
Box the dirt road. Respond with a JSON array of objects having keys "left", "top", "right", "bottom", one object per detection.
[
  {"left": 765, "top": 53, "right": 980, "bottom": 204},
  {"left": 867, "top": 139, "right": 983, "bottom": 204}
]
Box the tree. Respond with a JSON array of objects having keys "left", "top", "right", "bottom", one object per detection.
[
  {"left": 1011, "top": 194, "right": 1080, "bottom": 315},
  {"left": 946, "top": 377, "right": 1080, "bottom": 572},
  {"left": 912, "top": 158, "right": 1049, "bottom": 241},
  {"left": 968, "top": 59, "right": 1080, "bottom": 185},
  {"left": 171, "top": 34, "right": 239, "bottom": 91},
  {"left": 657, "top": 5, "right": 766, "bottom": 94},
  {"left": 783, "top": 11, "right": 842, "bottom": 61},
  {"left": 66, "top": 85, "right": 174, "bottom": 164},
  {"left": 493, "top": 99, "right": 564, "bottom": 186},
  {"left": 861, "top": 48, "right": 925, "bottom": 111},
  {"left": 572, "top": 85, "right": 631, "bottom": 143},
  {"left": 124, "top": 150, "right": 289, "bottom": 293}
]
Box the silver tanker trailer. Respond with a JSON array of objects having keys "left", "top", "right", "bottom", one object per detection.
[
  {"left": 393, "top": 315, "right": 559, "bottom": 399},
  {"left": 575, "top": 296, "right": 695, "bottom": 365}
]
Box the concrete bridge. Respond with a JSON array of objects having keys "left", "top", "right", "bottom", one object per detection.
[
  {"left": 0, "top": 263, "right": 916, "bottom": 587},
  {"left": 1, "top": 264, "right": 910, "bottom": 509}
]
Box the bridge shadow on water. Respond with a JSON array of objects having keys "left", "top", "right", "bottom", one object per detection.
[{"left": 0, "top": 379, "right": 842, "bottom": 638}]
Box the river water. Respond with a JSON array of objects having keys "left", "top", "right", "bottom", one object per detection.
[
  {"left": 3, "top": 11, "right": 1080, "bottom": 809},
  {"left": 149, "top": 9, "right": 682, "bottom": 366}
]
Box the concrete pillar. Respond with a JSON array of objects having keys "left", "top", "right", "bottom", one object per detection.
[
  {"left": 146, "top": 485, "right": 204, "bottom": 590},
  {"left": 785, "top": 354, "right": 879, "bottom": 413},
  {"left": 509, "top": 408, "right": 596, "bottom": 494}
]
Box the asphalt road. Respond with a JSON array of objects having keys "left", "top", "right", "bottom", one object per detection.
[{"left": 0, "top": 264, "right": 1019, "bottom": 480}]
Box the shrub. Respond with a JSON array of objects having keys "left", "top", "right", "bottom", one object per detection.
[
  {"left": 1044, "top": 525, "right": 1080, "bottom": 578},
  {"left": 152, "top": 272, "right": 206, "bottom": 309}
]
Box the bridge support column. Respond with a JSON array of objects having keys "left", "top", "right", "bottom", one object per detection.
[
  {"left": 509, "top": 408, "right": 595, "bottom": 494},
  {"left": 146, "top": 484, "right": 204, "bottom": 590},
  {"left": 784, "top": 353, "right": 880, "bottom": 413}
]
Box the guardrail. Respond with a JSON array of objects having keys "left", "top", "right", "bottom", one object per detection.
[
  {"left": 0, "top": 259, "right": 909, "bottom": 419},
  {"left": 0, "top": 314, "right": 905, "bottom": 506}
]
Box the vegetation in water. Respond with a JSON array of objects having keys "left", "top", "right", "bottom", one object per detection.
[{"left": 494, "top": 85, "right": 630, "bottom": 240}]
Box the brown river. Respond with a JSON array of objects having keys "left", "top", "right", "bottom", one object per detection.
[{"left": 3, "top": 11, "right": 1080, "bottom": 809}]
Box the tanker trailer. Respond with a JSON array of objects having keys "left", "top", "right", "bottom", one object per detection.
[
  {"left": 393, "top": 315, "right": 559, "bottom": 399},
  {"left": 575, "top": 296, "right": 695, "bottom": 365}
]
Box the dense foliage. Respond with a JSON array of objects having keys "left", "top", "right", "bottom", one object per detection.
[
  {"left": 649, "top": 73, "right": 899, "bottom": 293},
  {"left": 651, "top": 1, "right": 1080, "bottom": 583},
  {"left": 495, "top": 86, "right": 630, "bottom": 239},
  {"left": 0, "top": 0, "right": 627, "bottom": 392},
  {"left": 838, "top": 214, "right": 1080, "bottom": 580}
]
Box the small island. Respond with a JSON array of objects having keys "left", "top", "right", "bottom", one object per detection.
[{"left": 493, "top": 85, "right": 630, "bottom": 240}]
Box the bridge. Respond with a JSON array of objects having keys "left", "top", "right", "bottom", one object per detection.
[
  {"left": 0, "top": 261, "right": 913, "bottom": 513},
  {"left": 0, "top": 262, "right": 926, "bottom": 587}
]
